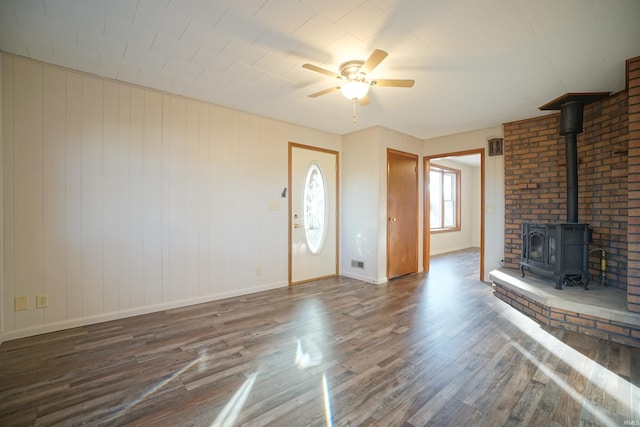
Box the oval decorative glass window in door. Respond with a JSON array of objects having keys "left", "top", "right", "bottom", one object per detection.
[{"left": 303, "top": 163, "right": 328, "bottom": 255}]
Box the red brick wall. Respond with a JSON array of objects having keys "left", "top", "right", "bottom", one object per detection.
[
  {"left": 504, "top": 56, "right": 640, "bottom": 313},
  {"left": 581, "top": 93, "right": 629, "bottom": 288},
  {"left": 504, "top": 92, "right": 629, "bottom": 290},
  {"left": 627, "top": 56, "right": 640, "bottom": 312}
]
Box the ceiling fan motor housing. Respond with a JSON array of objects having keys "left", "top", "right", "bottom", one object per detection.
[{"left": 340, "top": 61, "right": 366, "bottom": 82}]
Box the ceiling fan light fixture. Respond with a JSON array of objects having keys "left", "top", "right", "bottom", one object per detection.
[
  {"left": 303, "top": 49, "right": 414, "bottom": 123},
  {"left": 340, "top": 80, "right": 370, "bottom": 100}
]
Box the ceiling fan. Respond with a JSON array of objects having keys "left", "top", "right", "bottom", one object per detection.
[{"left": 302, "top": 49, "right": 415, "bottom": 114}]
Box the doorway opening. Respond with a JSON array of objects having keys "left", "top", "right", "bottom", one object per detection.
[{"left": 424, "top": 149, "right": 485, "bottom": 282}]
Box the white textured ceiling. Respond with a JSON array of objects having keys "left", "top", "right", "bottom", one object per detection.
[{"left": 1, "top": 0, "right": 639, "bottom": 139}]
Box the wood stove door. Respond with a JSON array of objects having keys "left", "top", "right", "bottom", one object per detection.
[{"left": 529, "top": 232, "right": 544, "bottom": 263}]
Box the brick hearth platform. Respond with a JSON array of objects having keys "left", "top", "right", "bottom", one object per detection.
[{"left": 490, "top": 268, "right": 640, "bottom": 348}]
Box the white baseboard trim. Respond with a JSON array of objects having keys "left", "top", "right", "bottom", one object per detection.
[
  {"left": 0, "top": 281, "right": 288, "bottom": 345},
  {"left": 341, "top": 271, "right": 388, "bottom": 284},
  {"left": 430, "top": 245, "right": 478, "bottom": 256}
]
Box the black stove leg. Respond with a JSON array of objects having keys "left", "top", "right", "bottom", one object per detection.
[{"left": 555, "top": 276, "right": 563, "bottom": 290}]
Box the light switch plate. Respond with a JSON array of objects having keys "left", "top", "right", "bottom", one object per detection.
[{"left": 15, "top": 296, "right": 28, "bottom": 311}]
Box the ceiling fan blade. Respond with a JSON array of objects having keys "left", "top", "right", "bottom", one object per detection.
[
  {"left": 359, "top": 96, "right": 371, "bottom": 106},
  {"left": 302, "top": 63, "right": 340, "bottom": 78},
  {"left": 373, "top": 79, "right": 415, "bottom": 88},
  {"left": 308, "top": 86, "right": 339, "bottom": 98},
  {"left": 361, "top": 49, "right": 388, "bottom": 74}
]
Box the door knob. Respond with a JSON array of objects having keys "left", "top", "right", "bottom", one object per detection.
[{"left": 388, "top": 217, "right": 397, "bottom": 222}]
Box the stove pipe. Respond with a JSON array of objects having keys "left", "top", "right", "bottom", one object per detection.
[
  {"left": 539, "top": 93, "right": 610, "bottom": 224},
  {"left": 559, "top": 101, "right": 584, "bottom": 223}
]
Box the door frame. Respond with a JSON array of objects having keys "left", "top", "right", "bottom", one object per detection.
[
  {"left": 423, "top": 148, "right": 485, "bottom": 281},
  {"left": 387, "top": 148, "right": 419, "bottom": 280},
  {"left": 288, "top": 142, "right": 340, "bottom": 285}
]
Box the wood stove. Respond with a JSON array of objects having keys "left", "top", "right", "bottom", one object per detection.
[
  {"left": 520, "top": 222, "right": 590, "bottom": 289},
  {"left": 519, "top": 93, "right": 608, "bottom": 290}
]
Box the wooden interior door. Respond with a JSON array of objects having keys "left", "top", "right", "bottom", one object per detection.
[{"left": 387, "top": 149, "right": 418, "bottom": 279}]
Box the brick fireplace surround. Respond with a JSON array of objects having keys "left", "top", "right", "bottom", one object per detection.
[{"left": 491, "top": 55, "right": 640, "bottom": 348}]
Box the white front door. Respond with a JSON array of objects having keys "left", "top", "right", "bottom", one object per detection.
[{"left": 289, "top": 143, "right": 338, "bottom": 284}]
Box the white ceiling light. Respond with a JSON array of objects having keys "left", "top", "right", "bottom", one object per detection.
[{"left": 340, "top": 80, "right": 370, "bottom": 100}]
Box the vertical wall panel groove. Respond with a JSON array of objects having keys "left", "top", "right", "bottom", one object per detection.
[
  {"left": 186, "top": 99, "right": 199, "bottom": 299},
  {"left": 129, "top": 86, "right": 144, "bottom": 308},
  {"left": 43, "top": 65, "right": 67, "bottom": 323},
  {"left": 0, "top": 54, "right": 3, "bottom": 335},
  {"left": 40, "top": 62, "right": 45, "bottom": 325},
  {"left": 102, "top": 80, "right": 119, "bottom": 313},
  {"left": 198, "top": 102, "right": 209, "bottom": 295},
  {"left": 14, "top": 57, "right": 44, "bottom": 329},
  {"left": 209, "top": 105, "right": 223, "bottom": 295},
  {"left": 168, "top": 96, "right": 187, "bottom": 302},
  {"left": 2, "top": 55, "right": 15, "bottom": 333},
  {"left": 161, "top": 94, "right": 170, "bottom": 303},
  {"left": 145, "top": 90, "right": 163, "bottom": 305},
  {"left": 117, "top": 84, "right": 131, "bottom": 311},
  {"left": 81, "top": 76, "right": 104, "bottom": 316},
  {"left": 65, "top": 72, "right": 82, "bottom": 321}
]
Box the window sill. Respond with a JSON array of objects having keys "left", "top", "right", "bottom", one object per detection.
[{"left": 430, "top": 227, "right": 461, "bottom": 234}]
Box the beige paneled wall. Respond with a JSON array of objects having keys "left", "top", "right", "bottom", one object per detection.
[
  {"left": 0, "top": 54, "right": 4, "bottom": 336},
  {"left": 1, "top": 54, "right": 340, "bottom": 341},
  {"left": 341, "top": 128, "right": 381, "bottom": 283}
]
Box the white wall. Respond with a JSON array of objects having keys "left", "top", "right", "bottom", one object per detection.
[
  {"left": 341, "top": 128, "right": 381, "bottom": 282},
  {"left": 0, "top": 54, "right": 340, "bottom": 341},
  {"left": 471, "top": 166, "right": 481, "bottom": 247},
  {"left": 423, "top": 127, "right": 505, "bottom": 282},
  {"left": 429, "top": 158, "right": 480, "bottom": 255},
  {"left": 341, "top": 126, "right": 422, "bottom": 284}
]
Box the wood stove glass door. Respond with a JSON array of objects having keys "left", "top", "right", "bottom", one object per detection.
[{"left": 529, "top": 232, "right": 544, "bottom": 263}]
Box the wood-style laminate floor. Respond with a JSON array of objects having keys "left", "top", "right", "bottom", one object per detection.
[{"left": 1, "top": 248, "right": 639, "bottom": 426}]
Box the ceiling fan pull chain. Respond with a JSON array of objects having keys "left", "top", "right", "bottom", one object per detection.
[{"left": 352, "top": 99, "right": 357, "bottom": 123}]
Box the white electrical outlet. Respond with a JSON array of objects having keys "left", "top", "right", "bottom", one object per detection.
[{"left": 36, "top": 294, "right": 49, "bottom": 309}]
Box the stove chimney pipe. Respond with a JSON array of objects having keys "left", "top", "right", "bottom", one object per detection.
[
  {"left": 559, "top": 101, "right": 583, "bottom": 223},
  {"left": 539, "top": 93, "right": 610, "bottom": 223}
]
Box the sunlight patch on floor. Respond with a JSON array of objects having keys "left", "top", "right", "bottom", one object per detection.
[
  {"left": 106, "top": 355, "right": 204, "bottom": 424},
  {"left": 210, "top": 372, "right": 258, "bottom": 427},
  {"left": 501, "top": 308, "right": 640, "bottom": 422}
]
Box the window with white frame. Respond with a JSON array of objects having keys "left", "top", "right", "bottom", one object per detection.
[{"left": 429, "top": 164, "right": 461, "bottom": 232}]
